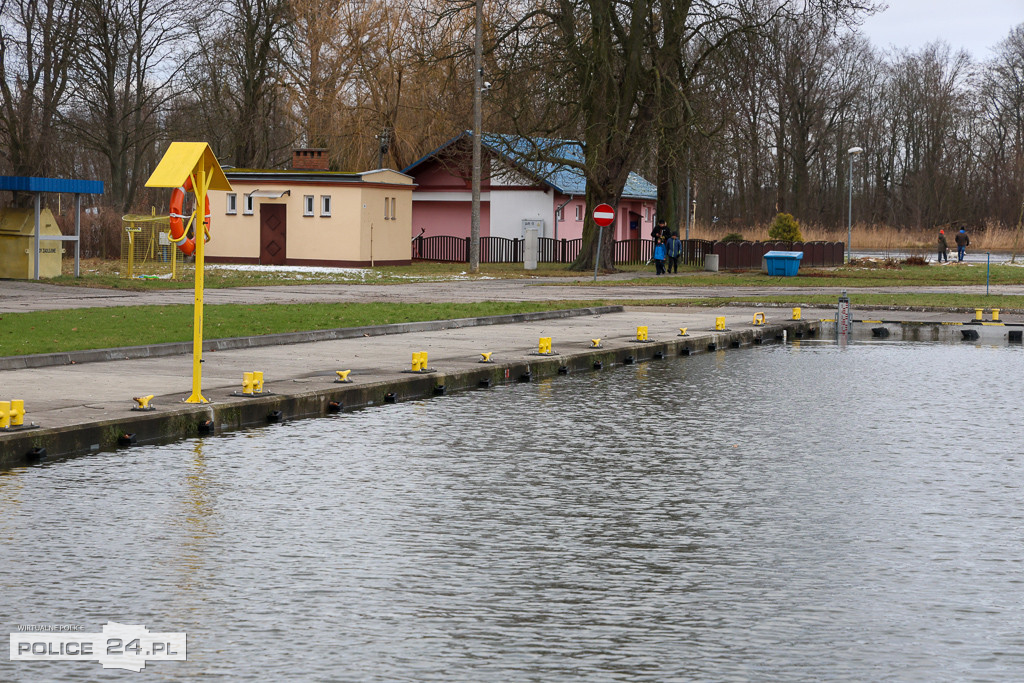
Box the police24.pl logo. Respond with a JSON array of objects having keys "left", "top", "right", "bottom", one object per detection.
[{"left": 10, "top": 622, "right": 186, "bottom": 672}]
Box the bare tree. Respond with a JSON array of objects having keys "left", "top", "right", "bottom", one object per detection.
[
  {"left": 0, "top": 0, "right": 81, "bottom": 189},
  {"left": 64, "top": 0, "right": 193, "bottom": 211}
]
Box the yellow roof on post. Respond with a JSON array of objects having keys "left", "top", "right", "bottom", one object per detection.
[{"left": 145, "top": 142, "right": 232, "bottom": 191}]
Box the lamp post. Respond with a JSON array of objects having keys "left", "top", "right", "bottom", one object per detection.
[
  {"left": 470, "top": 0, "right": 483, "bottom": 273},
  {"left": 847, "top": 146, "right": 863, "bottom": 263}
]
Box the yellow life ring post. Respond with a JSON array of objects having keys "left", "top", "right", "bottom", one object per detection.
[{"left": 145, "top": 143, "right": 232, "bottom": 404}]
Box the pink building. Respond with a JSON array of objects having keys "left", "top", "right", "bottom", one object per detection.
[{"left": 402, "top": 133, "right": 658, "bottom": 242}]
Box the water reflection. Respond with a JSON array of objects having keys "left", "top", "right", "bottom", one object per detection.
[{"left": 3, "top": 342, "right": 1024, "bottom": 681}]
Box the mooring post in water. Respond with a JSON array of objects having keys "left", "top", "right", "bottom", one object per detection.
[{"left": 837, "top": 289, "right": 851, "bottom": 343}]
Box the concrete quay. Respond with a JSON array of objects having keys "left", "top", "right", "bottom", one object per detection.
[{"left": 0, "top": 305, "right": 821, "bottom": 468}]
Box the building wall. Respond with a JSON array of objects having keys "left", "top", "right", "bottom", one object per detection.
[
  {"left": 206, "top": 171, "right": 414, "bottom": 266},
  {"left": 406, "top": 151, "right": 657, "bottom": 245},
  {"left": 489, "top": 189, "right": 552, "bottom": 239},
  {"left": 206, "top": 180, "right": 261, "bottom": 260},
  {"left": 410, "top": 199, "right": 491, "bottom": 238}
]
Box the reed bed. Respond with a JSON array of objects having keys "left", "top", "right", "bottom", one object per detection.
[{"left": 686, "top": 221, "right": 1024, "bottom": 253}]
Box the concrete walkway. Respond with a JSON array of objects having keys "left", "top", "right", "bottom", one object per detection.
[{"left": 4, "top": 276, "right": 1024, "bottom": 312}]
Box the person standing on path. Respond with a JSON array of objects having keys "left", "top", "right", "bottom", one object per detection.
[
  {"left": 652, "top": 218, "right": 670, "bottom": 242},
  {"left": 955, "top": 227, "right": 969, "bottom": 262},
  {"left": 937, "top": 230, "right": 948, "bottom": 263},
  {"left": 666, "top": 232, "right": 682, "bottom": 273},
  {"left": 653, "top": 237, "right": 666, "bottom": 275}
]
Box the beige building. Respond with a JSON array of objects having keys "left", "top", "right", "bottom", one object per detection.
[{"left": 205, "top": 149, "right": 415, "bottom": 267}]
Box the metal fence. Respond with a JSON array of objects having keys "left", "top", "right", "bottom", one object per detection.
[
  {"left": 119, "top": 213, "right": 180, "bottom": 279},
  {"left": 415, "top": 235, "right": 714, "bottom": 266}
]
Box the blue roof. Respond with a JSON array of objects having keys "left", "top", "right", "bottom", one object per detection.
[
  {"left": 403, "top": 132, "right": 657, "bottom": 200},
  {"left": 0, "top": 175, "right": 104, "bottom": 194}
]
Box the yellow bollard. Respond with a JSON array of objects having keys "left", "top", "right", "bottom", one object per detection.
[
  {"left": 591, "top": 339, "right": 601, "bottom": 348},
  {"left": 678, "top": 328, "right": 688, "bottom": 337},
  {"left": 0, "top": 401, "right": 9, "bottom": 429},
  {"left": 538, "top": 337, "right": 552, "bottom": 354},
  {"left": 132, "top": 395, "right": 154, "bottom": 410},
  {"left": 753, "top": 312, "right": 766, "bottom": 326},
  {"left": 992, "top": 308, "right": 1000, "bottom": 321},
  {"left": 253, "top": 371, "right": 264, "bottom": 393},
  {"left": 420, "top": 352, "right": 428, "bottom": 370},
  {"left": 792, "top": 307, "right": 802, "bottom": 321},
  {"left": 976, "top": 308, "right": 984, "bottom": 321},
  {"left": 335, "top": 370, "right": 352, "bottom": 382},
  {"left": 412, "top": 352, "right": 422, "bottom": 372},
  {"left": 10, "top": 399, "right": 24, "bottom": 426},
  {"left": 242, "top": 372, "right": 255, "bottom": 395},
  {"left": 715, "top": 316, "right": 726, "bottom": 331},
  {"left": 636, "top": 326, "right": 648, "bottom": 341},
  {"left": 479, "top": 352, "right": 493, "bottom": 363}
]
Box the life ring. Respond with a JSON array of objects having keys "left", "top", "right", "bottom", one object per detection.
[{"left": 168, "top": 176, "right": 211, "bottom": 256}]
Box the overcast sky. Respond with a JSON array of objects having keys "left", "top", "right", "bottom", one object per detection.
[{"left": 858, "top": 0, "right": 1024, "bottom": 60}]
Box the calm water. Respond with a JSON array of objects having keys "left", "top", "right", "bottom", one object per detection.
[{"left": 3, "top": 341, "right": 1024, "bottom": 681}]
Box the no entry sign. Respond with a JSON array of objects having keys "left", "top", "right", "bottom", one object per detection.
[{"left": 593, "top": 204, "right": 615, "bottom": 227}]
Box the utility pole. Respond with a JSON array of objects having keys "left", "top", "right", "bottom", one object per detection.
[{"left": 470, "top": 0, "right": 482, "bottom": 273}]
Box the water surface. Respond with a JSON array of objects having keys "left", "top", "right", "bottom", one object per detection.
[{"left": 3, "top": 341, "right": 1024, "bottom": 681}]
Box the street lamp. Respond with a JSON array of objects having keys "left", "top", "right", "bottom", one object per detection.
[{"left": 847, "top": 146, "right": 863, "bottom": 263}]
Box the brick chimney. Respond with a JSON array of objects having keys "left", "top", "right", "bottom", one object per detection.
[{"left": 292, "top": 148, "right": 330, "bottom": 171}]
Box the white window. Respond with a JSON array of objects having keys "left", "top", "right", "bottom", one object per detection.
[
  {"left": 320, "top": 195, "right": 331, "bottom": 217},
  {"left": 303, "top": 195, "right": 314, "bottom": 216},
  {"left": 391, "top": 197, "right": 396, "bottom": 220},
  {"left": 384, "top": 196, "right": 390, "bottom": 220},
  {"left": 244, "top": 193, "right": 254, "bottom": 215},
  {"left": 575, "top": 205, "right": 582, "bottom": 221},
  {"left": 556, "top": 207, "right": 564, "bottom": 221},
  {"left": 226, "top": 193, "right": 237, "bottom": 215}
]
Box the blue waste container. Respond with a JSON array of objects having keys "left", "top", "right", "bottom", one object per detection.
[{"left": 763, "top": 250, "right": 803, "bottom": 276}]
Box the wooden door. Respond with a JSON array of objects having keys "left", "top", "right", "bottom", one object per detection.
[{"left": 260, "top": 204, "right": 287, "bottom": 265}]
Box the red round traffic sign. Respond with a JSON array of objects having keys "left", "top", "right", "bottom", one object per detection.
[{"left": 592, "top": 203, "right": 615, "bottom": 227}]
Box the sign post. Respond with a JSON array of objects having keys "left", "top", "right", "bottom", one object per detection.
[
  {"left": 592, "top": 203, "right": 615, "bottom": 282},
  {"left": 145, "top": 143, "right": 232, "bottom": 403}
]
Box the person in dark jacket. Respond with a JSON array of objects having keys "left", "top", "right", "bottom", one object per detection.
[
  {"left": 955, "top": 227, "right": 969, "bottom": 262},
  {"left": 937, "top": 229, "right": 948, "bottom": 262},
  {"left": 666, "top": 232, "right": 682, "bottom": 273},
  {"left": 652, "top": 219, "right": 670, "bottom": 242}
]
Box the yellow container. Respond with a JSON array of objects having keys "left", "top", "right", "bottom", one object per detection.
[{"left": 0, "top": 208, "right": 63, "bottom": 279}]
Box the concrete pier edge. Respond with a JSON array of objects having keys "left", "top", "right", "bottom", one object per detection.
[
  {"left": 1, "top": 318, "right": 820, "bottom": 469},
  {"left": 0, "top": 305, "right": 625, "bottom": 370}
]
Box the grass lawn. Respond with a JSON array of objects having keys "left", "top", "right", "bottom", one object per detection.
[
  {"left": 569, "top": 263, "right": 1024, "bottom": 288},
  {"left": 56, "top": 258, "right": 597, "bottom": 290},
  {"left": 629, "top": 293, "right": 1024, "bottom": 310},
  {"left": 0, "top": 301, "right": 604, "bottom": 357}
]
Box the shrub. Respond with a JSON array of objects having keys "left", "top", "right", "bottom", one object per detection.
[
  {"left": 768, "top": 213, "right": 803, "bottom": 242},
  {"left": 721, "top": 232, "right": 745, "bottom": 243}
]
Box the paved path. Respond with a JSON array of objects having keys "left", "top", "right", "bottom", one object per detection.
[{"left": 4, "top": 276, "right": 1024, "bottom": 313}]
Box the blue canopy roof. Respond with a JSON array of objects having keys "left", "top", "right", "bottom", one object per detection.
[
  {"left": 403, "top": 132, "right": 657, "bottom": 200},
  {"left": 0, "top": 175, "right": 104, "bottom": 194}
]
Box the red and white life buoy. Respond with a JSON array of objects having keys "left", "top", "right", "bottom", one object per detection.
[{"left": 168, "top": 176, "right": 211, "bottom": 256}]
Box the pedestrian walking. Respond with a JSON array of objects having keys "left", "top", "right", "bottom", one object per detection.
[
  {"left": 937, "top": 229, "right": 948, "bottom": 263},
  {"left": 653, "top": 238, "right": 666, "bottom": 275},
  {"left": 666, "top": 232, "right": 682, "bottom": 273},
  {"left": 955, "top": 227, "right": 969, "bottom": 262}
]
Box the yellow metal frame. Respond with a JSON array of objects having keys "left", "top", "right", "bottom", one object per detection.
[{"left": 145, "top": 143, "right": 232, "bottom": 404}]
